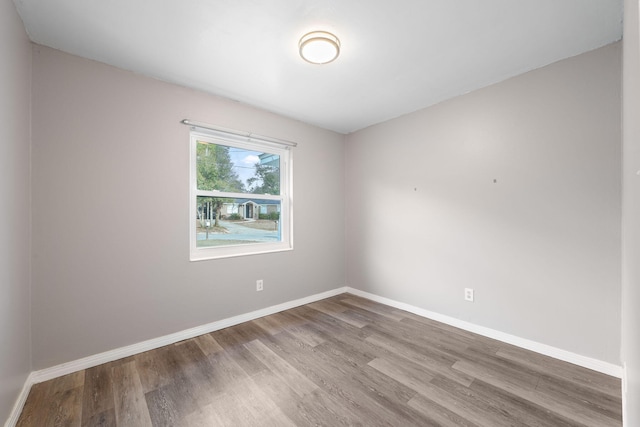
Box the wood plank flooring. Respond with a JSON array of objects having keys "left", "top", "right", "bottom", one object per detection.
[{"left": 16, "top": 294, "right": 622, "bottom": 426}]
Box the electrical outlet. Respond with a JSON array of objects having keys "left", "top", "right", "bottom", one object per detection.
[
  {"left": 256, "top": 279, "right": 264, "bottom": 292},
  {"left": 464, "top": 288, "right": 474, "bottom": 302}
]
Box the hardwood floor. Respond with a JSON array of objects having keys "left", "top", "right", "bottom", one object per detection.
[{"left": 16, "top": 294, "right": 622, "bottom": 426}]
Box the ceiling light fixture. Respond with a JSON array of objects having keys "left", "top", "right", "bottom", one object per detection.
[{"left": 299, "top": 31, "right": 340, "bottom": 64}]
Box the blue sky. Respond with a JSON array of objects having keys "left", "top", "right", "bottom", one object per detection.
[{"left": 228, "top": 147, "right": 261, "bottom": 189}]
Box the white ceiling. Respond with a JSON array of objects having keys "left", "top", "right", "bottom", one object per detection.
[{"left": 14, "top": 0, "right": 623, "bottom": 134}]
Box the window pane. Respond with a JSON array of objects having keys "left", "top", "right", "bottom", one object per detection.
[
  {"left": 196, "top": 141, "right": 280, "bottom": 195},
  {"left": 195, "top": 196, "right": 281, "bottom": 247}
]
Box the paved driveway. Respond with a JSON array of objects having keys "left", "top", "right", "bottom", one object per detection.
[{"left": 197, "top": 220, "right": 278, "bottom": 242}]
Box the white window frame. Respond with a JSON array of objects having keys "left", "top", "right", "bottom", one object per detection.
[{"left": 189, "top": 129, "right": 293, "bottom": 261}]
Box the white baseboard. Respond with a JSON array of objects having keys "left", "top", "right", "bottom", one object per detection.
[
  {"left": 6, "top": 284, "right": 622, "bottom": 426},
  {"left": 622, "top": 362, "right": 628, "bottom": 423},
  {"left": 3, "top": 372, "right": 36, "bottom": 427},
  {"left": 4, "top": 286, "right": 347, "bottom": 427},
  {"left": 345, "top": 287, "right": 622, "bottom": 378},
  {"left": 31, "top": 286, "right": 348, "bottom": 384}
]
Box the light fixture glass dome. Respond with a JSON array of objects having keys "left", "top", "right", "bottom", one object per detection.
[{"left": 299, "top": 31, "right": 340, "bottom": 64}]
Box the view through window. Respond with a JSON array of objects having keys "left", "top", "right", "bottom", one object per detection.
[{"left": 190, "top": 130, "right": 292, "bottom": 260}]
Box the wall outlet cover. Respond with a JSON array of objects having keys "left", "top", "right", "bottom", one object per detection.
[{"left": 464, "top": 288, "right": 474, "bottom": 302}]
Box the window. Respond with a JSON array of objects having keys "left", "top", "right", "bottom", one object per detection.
[{"left": 189, "top": 128, "right": 293, "bottom": 260}]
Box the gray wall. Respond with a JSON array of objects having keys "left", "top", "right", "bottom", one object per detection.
[
  {"left": 0, "top": 0, "right": 32, "bottom": 421},
  {"left": 7, "top": 10, "right": 629, "bottom": 422},
  {"left": 345, "top": 43, "right": 622, "bottom": 365},
  {"left": 622, "top": 0, "right": 640, "bottom": 423},
  {"left": 30, "top": 45, "right": 345, "bottom": 369}
]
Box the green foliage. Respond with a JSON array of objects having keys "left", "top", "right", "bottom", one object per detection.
[
  {"left": 196, "top": 142, "right": 245, "bottom": 227},
  {"left": 247, "top": 163, "right": 280, "bottom": 195},
  {"left": 258, "top": 212, "right": 280, "bottom": 220},
  {"left": 227, "top": 213, "right": 242, "bottom": 220},
  {"left": 196, "top": 142, "right": 244, "bottom": 192}
]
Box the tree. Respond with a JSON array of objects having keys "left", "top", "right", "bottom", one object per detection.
[
  {"left": 247, "top": 163, "right": 280, "bottom": 195},
  {"left": 196, "top": 142, "right": 244, "bottom": 227}
]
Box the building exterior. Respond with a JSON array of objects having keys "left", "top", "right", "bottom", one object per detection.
[{"left": 221, "top": 198, "right": 280, "bottom": 220}]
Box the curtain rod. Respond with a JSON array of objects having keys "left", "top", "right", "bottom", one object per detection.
[{"left": 181, "top": 119, "right": 298, "bottom": 148}]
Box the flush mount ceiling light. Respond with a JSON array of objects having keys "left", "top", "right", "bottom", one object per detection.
[{"left": 299, "top": 31, "right": 340, "bottom": 64}]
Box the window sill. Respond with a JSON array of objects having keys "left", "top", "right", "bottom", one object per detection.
[{"left": 190, "top": 242, "right": 293, "bottom": 261}]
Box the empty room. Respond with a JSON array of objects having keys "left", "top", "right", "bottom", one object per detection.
[{"left": 2, "top": 0, "right": 640, "bottom": 426}]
